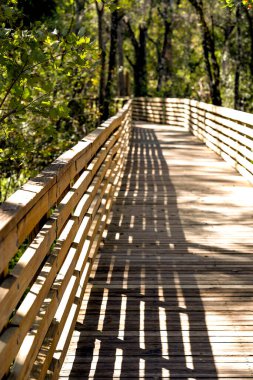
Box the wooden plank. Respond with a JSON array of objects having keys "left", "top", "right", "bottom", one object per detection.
[
  {"left": 193, "top": 99, "right": 253, "bottom": 127},
  {"left": 5, "top": 100, "right": 253, "bottom": 379},
  {"left": 0, "top": 139, "right": 91, "bottom": 247},
  {"left": 133, "top": 108, "right": 186, "bottom": 116},
  {"left": 73, "top": 155, "right": 113, "bottom": 223},
  {"left": 190, "top": 113, "right": 253, "bottom": 178},
  {"left": 0, "top": 102, "right": 131, "bottom": 277},
  {"left": 132, "top": 117, "right": 184, "bottom": 126},
  {"left": 0, "top": 101, "right": 132, "bottom": 379},
  {"left": 205, "top": 119, "right": 253, "bottom": 160},
  {"left": 32, "top": 125, "right": 130, "bottom": 378},
  {"left": 0, "top": 327, "right": 21, "bottom": 379},
  {"left": 134, "top": 97, "right": 187, "bottom": 104},
  {"left": 3, "top": 217, "right": 79, "bottom": 377},
  {"left": 133, "top": 103, "right": 185, "bottom": 110},
  {"left": 0, "top": 175, "right": 56, "bottom": 242},
  {"left": 31, "top": 274, "right": 80, "bottom": 380},
  {"left": 60, "top": 119, "right": 253, "bottom": 380},
  {"left": 206, "top": 111, "right": 253, "bottom": 140},
  {"left": 31, "top": 170, "right": 117, "bottom": 379},
  {"left": 28, "top": 198, "right": 109, "bottom": 379},
  {"left": 51, "top": 186, "right": 115, "bottom": 375},
  {"left": 0, "top": 161, "right": 96, "bottom": 330},
  {"left": 132, "top": 113, "right": 185, "bottom": 120},
  {"left": 132, "top": 113, "right": 185, "bottom": 121},
  {"left": 0, "top": 218, "right": 57, "bottom": 333}
]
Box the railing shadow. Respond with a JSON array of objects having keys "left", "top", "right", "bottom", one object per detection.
[
  {"left": 67, "top": 124, "right": 219, "bottom": 379},
  {"left": 69, "top": 124, "right": 219, "bottom": 378}
]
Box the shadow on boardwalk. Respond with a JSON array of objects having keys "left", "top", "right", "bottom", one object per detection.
[{"left": 63, "top": 124, "right": 253, "bottom": 379}]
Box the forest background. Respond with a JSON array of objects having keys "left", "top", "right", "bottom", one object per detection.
[{"left": 0, "top": 0, "right": 253, "bottom": 202}]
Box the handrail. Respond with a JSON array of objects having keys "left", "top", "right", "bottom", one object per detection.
[
  {"left": 133, "top": 97, "right": 253, "bottom": 184},
  {"left": 0, "top": 100, "right": 132, "bottom": 379},
  {"left": 1, "top": 95, "right": 253, "bottom": 379}
]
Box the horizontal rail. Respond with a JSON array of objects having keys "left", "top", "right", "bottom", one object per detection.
[
  {"left": 1, "top": 95, "right": 253, "bottom": 379},
  {"left": 133, "top": 97, "right": 253, "bottom": 184},
  {"left": 0, "top": 100, "right": 132, "bottom": 379}
]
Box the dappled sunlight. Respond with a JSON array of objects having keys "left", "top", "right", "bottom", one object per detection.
[
  {"left": 106, "top": 256, "right": 115, "bottom": 285},
  {"left": 158, "top": 285, "right": 165, "bottom": 303},
  {"left": 112, "top": 348, "right": 123, "bottom": 379},
  {"left": 159, "top": 306, "right": 169, "bottom": 360},
  {"left": 122, "top": 260, "right": 130, "bottom": 290},
  {"left": 139, "top": 358, "right": 145, "bottom": 377},
  {"left": 139, "top": 300, "right": 145, "bottom": 350},
  {"left": 88, "top": 339, "right": 101, "bottom": 380},
  {"left": 162, "top": 368, "right": 170, "bottom": 378},
  {"left": 118, "top": 295, "right": 127, "bottom": 340},
  {"left": 60, "top": 122, "right": 253, "bottom": 379},
  {"left": 97, "top": 288, "right": 108, "bottom": 332},
  {"left": 226, "top": 186, "right": 253, "bottom": 204},
  {"left": 179, "top": 313, "right": 194, "bottom": 369}
]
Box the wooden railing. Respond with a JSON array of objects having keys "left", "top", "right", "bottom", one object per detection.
[
  {"left": 1, "top": 96, "right": 253, "bottom": 379},
  {"left": 0, "top": 100, "right": 132, "bottom": 380},
  {"left": 134, "top": 97, "right": 253, "bottom": 184}
]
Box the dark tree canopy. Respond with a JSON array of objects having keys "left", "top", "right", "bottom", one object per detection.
[{"left": 18, "top": 0, "right": 57, "bottom": 23}]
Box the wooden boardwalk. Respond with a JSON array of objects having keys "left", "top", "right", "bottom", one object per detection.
[{"left": 60, "top": 121, "right": 253, "bottom": 379}]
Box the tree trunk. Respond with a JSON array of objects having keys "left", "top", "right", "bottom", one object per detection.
[
  {"left": 118, "top": 21, "right": 126, "bottom": 96},
  {"left": 95, "top": 0, "right": 106, "bottom": 117},
  {"left": 189, "top": 0, "right": 222, "bottom": 105},
  {"left": 234, "top": 5, "right": 242, "bottom": 110},
  {"left": 103, "top": 0, "right": 119, "bottom": 120},
  {"left": 134, "top": 25, "right": 148, "bottom": 96},
  {"left": 156, "top": 1, "right": 174, "bottom": 93},
  {"left": 125, "top": 20, "right": 148, "bottom": 97},
  {"left": 244, "top": 6, "right": 253, "bottom": 77}
]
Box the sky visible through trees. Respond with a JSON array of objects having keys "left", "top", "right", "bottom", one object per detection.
[{"left": 0, "top": 0, "right": 253, "bottom": 201}]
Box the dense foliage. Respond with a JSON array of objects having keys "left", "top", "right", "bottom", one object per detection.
[
  {"left": 0, "top": 0, "right": 100, "bottom": 201},
  {"left": 1, "top": 0, "right": 253, "bottom": 202}
]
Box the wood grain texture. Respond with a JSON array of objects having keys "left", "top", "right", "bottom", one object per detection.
[
  {"left": 133, "top": 98, "right": 253, "bottom": 186},
  {"left": 61, "top": 121, "right": 253, "bottom": 379},
  {"left": 0, "top": 101, "right": 132, "bottom": 380}
]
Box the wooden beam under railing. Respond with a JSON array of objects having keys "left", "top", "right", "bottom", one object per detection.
[
  {"left": 0, "top": 100, "right": 132, "bottom": 380},
  {"left": 133, "top": 97, "right": 253, "bottom": 184}
]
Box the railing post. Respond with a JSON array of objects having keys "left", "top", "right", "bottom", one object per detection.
[{"left": 0, "top": 100, "right": 133, "bottom": 380}]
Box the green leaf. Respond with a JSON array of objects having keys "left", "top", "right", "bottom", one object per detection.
[{"left": 23, "top": 87, "right": 30, "bottom": 99}]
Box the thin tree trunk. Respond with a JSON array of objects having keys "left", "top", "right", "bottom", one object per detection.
[
  {"left": 125, "top": 19, "right": 148, "bottom": 97},
  {"left": 234, "top": 5, "right": 242, "bottom": 110},
  {"left": 118, "top": 21, "right": 125, "bottom": 96},
  {"left": 189, "top": 0, "right": 222, "bottom": 105},
  {"left": 135, "top": 25, "right": 148, "bottom": 96},
  {"left": 95, "top": 0, "right": 106, "bottom": 117},
  {"left": 157, "top": 3, "right": 173, "bottom": 93},
  {"left": 244, "top": 6, "right": 253, "bottom": 77},
  {"left": 103, "top": 0, "right": 119, "bottom": 120},
  {"left": 158, "top": 20, "right": 173, "bottom": 92}
]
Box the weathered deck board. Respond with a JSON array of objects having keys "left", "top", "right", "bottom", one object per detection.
[{"left": 60, "top": 122, "right": 253, "bottom": 379}]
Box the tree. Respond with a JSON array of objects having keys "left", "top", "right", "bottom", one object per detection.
[
  {"left": 118, "top": 19, "right": 128, "bottom": 96},
  {"left": 0, "top": 0, "right": 99, "bottom": 202},
  {"left": 148, "top": 0, "right": 180, "bottom": 93},
  {"left": 2, "top": 0, "right": 253, "bottom": 201},
  {"left": 95, "top": 0, "right": 106, "bottom": 117},
  {"left": 124, "top": 19, "right": 148, "bottom": 96},
  {"left": 123, "top": 0, "right": 155, "bottom": 97},
  {"left": 234, "top": 4, "right": 242, "bottom": 109},
  {"left": 243, "top": 5, "right": 253, "bottom": 76},
  {"left": 103, "top": 0, "right": 121, "bottom": 120},
  {"left": 188, "top": 0, "right": 222, "bottom": 105}
]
